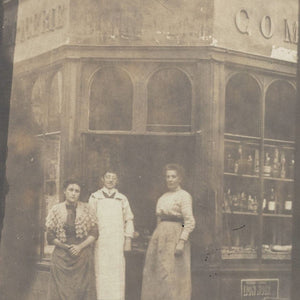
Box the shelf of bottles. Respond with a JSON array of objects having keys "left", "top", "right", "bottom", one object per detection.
[
  {"left": 222, "top": 137, "right": 294, "bottom": 261},
  {"left": 222, "top": 138, "right": 260, "bottom": 260},
  {"left": 262, "top": 144, "right": 294, "bottom": 260}
]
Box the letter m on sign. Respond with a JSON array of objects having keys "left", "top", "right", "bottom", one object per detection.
[{"left": 284, "top": 19, "right": 298, "bottom": 44}]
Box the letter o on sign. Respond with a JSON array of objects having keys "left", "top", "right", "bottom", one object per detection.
[
  {"left": 260, "top": 15, "right": 273, "bottom": 39},
  {"left": 235, "top": 9, "right": 250, "bottom": 34}
]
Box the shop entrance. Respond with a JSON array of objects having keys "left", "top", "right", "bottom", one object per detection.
[{"left": 82, "top": 134, "right": 196, "bottom": 233}]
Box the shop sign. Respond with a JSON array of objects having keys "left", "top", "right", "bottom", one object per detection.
[
  {"left": 241, "top": 279, "right": 279, "bottom": 300},
  {"left": 235, "top": 9, "right": 298, "bottom": 44}
]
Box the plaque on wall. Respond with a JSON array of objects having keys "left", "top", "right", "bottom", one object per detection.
[{"left": 241, "top": 279, "right": 279, "bottom": 300}]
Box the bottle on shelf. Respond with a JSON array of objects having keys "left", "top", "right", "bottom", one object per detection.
[
  {"left": 231, "top": 194, "right": 239, "bottom": 212},
  {"left": 223, "top": 189, "right": 231, "bottom": 212},
  {"left": 264, "top": 152, "right": 271, "bottom": 177},
  {"left": 240, "top": 192, "right": 248, "bottom": 212},
  {"left": 234, "top": 145, "right": 244, "bottom": 174},
  {"left": 288, "top": 153, "right": 295, "bottom": 179},
  {"left": 272, "top": 148, "right": 280, "bottom": 178},
  {"left": 247, "top": 194, "right": 258, "bottom": 213},
  {"left": 284, "top": 191, "right": 293, "bottom": 215},
  {"left": 253, "top": 196, "right": 258, "bottom": 213},
  {"left": 262, "top": 197, "right": 268, "bottom": 213},
  {"left": 254, "top": 149, "right": 260, "bottom": 175},
  {"left": 280, "top": 152, "right": 286, "bottom": 179},
  {"left": 246, "top": 154, "right": 253, "bottom": 175},
  {"left": 267, "top": 187, "right": 276, "bottom": 214},
  {"left": 225, "top": 153, "right": 235, "bottom": 173}
]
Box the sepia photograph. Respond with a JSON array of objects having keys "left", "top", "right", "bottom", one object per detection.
[{"left": 0, "top": 0, "right": 299, "bottom": 299}]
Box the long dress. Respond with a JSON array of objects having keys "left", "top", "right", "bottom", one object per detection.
[
  {"left": 46, "top": 201, "right": 98, "bottom": 300},
  {"left": 88, "top": 187, "right": 134, "bottom": 300},
  {"left": 141, "top": 189, "right": 195, "bottom": 300}
]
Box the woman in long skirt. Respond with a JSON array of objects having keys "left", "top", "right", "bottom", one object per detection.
[
  {"left": 46, "top": 179, "right": 98, "bottom": 300},
  {"left": 141, "top": 164, "right": 195, "bottom": 300}
]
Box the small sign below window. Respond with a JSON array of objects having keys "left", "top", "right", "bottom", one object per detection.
[{"left": 241, "top": 279, "right": 279, "bottom": 300}]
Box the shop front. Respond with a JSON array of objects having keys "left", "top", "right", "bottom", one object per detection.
[{"left": 1, "top": 0, "right": 298, "bottom": 299}]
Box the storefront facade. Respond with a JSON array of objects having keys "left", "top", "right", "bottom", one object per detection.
[{"left": 1, "top": 0, "right": 298, "bottom": 299}]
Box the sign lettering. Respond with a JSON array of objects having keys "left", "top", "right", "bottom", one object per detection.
[
  {"left": 284, "top": 19, "right": 298, "bottom": 44},
  {"left": 16, "top": 4, "right": 65, "bottom": 43},
  {"left": 235, "top": 9, "right": 298, "bottom": 44},
  {"left": 241, "top": 279, "right": 278, "bottom": 300},
  {"left": 260, "top": 15, "right": 273, "bottom": 39},
  {"left": 235, "top": 9, "right": 250, "bottom": 35}
]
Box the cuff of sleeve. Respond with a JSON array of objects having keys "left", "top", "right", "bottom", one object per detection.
[
  {"left": 180, "top": 231, "right": 189, "bottom": 241},
  {"left": 124, "top": 233, "right": 134, "bottom": 238}
]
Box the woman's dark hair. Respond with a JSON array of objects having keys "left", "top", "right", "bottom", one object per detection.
[
  {"left": 63, "top": 179, "right": 82, "bottom": 191},
  {"left": 101, "top": 168, "right": 119, "bottom": 179},
  {"left": 163, "top": 163, "right": 185, "bottom": 180}
]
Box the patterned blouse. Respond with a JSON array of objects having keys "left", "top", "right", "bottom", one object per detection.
[{"left": 156, "top": 189, "right": 195, "bottom": 241}]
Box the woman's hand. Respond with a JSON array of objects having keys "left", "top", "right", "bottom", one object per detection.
[
  {"left": 68, "top": 244, "right": 82, "bottom": 257},
  {"left": 175, "top": 239, "right": 185, "bottom": 256},
  {"left": 124, "top": 237, "right": 132, "bottom": 252}
]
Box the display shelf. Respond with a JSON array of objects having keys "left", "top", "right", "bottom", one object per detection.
[
  {"left": 263, "top": 177, "right": 294, "bottom": 182},
  {"left": 263, "top": 213, "right": 292, "bottom": 218},
  {"left": 262, "top": 245, "right": 292, "bottom": 260},
  {"left": 223, "top": 211, "right": 258, "bottom": 216},
  {"left": 224, "top": 172, "right": 259, "bottom": 179},
  {"left": 224, "top": 133, "right": 261, "bottom": 141},
  {"left": 221, "top": 247, "right": 257, "bottom": 260}
]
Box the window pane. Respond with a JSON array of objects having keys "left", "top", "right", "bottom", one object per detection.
[
  {"left": 225, "top": 74, "right": 260, "bottom": 137},
  {"left": 265, "top": 81, "right": 296, "bottom": 141},
  {"left": 147, "top": 68, "right": 192, "bottom": 131},
  {"left": 48, "top": 71, "right": 62, "bottom": 132},
  {"left": 31, "top": 78, "right": 45, "bottom": 134},
  {"left": 89, "top": 68, "right": 133, "bottom": 131}
]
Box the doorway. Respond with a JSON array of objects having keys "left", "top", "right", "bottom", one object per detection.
[{"left": 82, "top": 134, "right": 195, "bottom": 233}]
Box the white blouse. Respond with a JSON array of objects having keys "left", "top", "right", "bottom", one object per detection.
[{"left": 156, "top": 189, "right": 195, "bottom": 241}]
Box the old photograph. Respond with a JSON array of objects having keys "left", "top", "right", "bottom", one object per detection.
[{"left": 0, "top": 0, "right": 299, "bottom": 299}]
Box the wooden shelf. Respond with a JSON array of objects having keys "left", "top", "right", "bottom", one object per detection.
[
  {"left": 224, "top": 173, "right": 294, "bottom": 182},
  {"left": 263, "top": 213, "right": 292, "bottom": 218},
  {"left": 263, "top": 176, "right": 294, "bottom": 182},
  {"left": 224, "top": 172, "right": 259, "bottom": 179},
  {"left": 224, "top": 133, "right": 261, "bottom": 141},
  {"left": 223, "top": 211, "right": 258, "bottom": 216}
]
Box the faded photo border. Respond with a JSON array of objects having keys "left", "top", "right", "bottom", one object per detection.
[{"left": 1, "top": 1, "right": 300, "bottom": 300}]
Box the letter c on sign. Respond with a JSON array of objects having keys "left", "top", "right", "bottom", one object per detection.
[
  {"left": 235, "top": 9, "right": 250, "bottom": 35},
  {"left": 260, "top": 16, "right": 273, "bottom": 39}
]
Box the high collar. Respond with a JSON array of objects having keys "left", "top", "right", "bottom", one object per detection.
[
  {"left": 65, "top": 201, "right": 78, "bottom": 209},
  {"left": 101, "top": 187, "right": 117, "bottom": 196}
]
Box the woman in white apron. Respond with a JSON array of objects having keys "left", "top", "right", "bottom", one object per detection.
[{"left": 89, "top": 170, "right": 134, "bottom": 300}]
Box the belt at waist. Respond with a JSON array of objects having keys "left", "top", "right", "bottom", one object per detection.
[{"left": 159, "top": 215, "right": 184, "bottom": 223}]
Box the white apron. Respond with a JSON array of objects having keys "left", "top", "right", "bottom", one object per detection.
[{"left": 93, "top": 193, "right": 125, "bottom": 300}]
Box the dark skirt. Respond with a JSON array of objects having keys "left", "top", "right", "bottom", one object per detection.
[
  {"left": 141, "top": 221, "right": 191, "bottom": 300},
  {"left": 47, "top": 245, "right": 97, "bottom": 300}
]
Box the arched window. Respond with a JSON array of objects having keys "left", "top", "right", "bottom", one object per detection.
[
  {"left": 225, "top": 74, "right": 261, "bottom": 137},
  {"left": 265, "top": 81, "right": 296, "bottom": 141},
  {"left": 48, "top": 71, "right": 62, "bottom": 132},
  {"left": 147, "top": 68, "right": 192, "bottom": 132},
  {"left": 89, "top": 68, "right": 133, "bottom": 131}
]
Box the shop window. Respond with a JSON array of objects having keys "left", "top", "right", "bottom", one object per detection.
[
  {"left": 225, "top": 74, "right": 260, "bottom": 137},
  {"left": 147, "top": 68, "right": 192, "bottom": 132},
  {"left": 89, "top": 68, "right": 133, "bottom": 131},
  {"left": 31, "top": 77, "right": 45, "bottom": 134},
  {"left": 48, "top": 71, "right": 62, "bottom": 132},
  {"left": 265, "top": 80, "right": 296, "bottom": 141}
]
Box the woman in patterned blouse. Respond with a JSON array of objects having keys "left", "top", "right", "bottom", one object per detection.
[
  {"left": 46, "top": 179, "right": 98, "bottom": 300},
  {"left": 141, "top": 164, "right": 195, "bottom": 300}
]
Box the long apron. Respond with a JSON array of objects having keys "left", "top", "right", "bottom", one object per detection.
[
  {"left": 94, "top": 197, "right": 125, "bottom": 300},
  {"left": 141, "top": 221, "right": 191, "bottom": 300}
]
